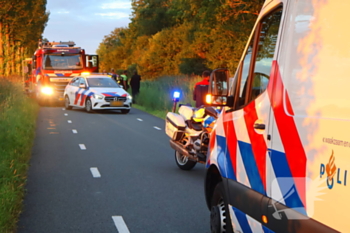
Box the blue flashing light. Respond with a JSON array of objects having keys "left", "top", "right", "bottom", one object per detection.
[{"left": 173, "top": 91, "right": 180, "bottom": 99}]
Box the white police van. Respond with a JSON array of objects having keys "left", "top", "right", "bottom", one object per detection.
[{"left": 205, "top": 1, "right": 350, "bottom": 232}]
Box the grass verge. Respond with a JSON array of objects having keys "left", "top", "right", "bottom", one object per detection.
[{"left": 0, "top": 78, "right": 39, "bottom": 233}]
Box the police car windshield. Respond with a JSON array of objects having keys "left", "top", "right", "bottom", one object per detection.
[{"left": 87, "top": 78, "right": 120, "bottom": 88}]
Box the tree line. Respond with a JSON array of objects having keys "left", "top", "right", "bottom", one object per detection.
[
  {"left": 97, "top": 0, "right": 264, "bottom": 79},
  {"left": 0, "top": 0, "right": 49, "bottom": 77}
]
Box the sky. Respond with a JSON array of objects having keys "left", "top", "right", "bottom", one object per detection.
[{"left": 43, "top": 0, "right": 132, "bottom": 54}]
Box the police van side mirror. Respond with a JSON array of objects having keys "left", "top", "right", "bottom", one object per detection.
[
  {"left": 79, "top": 83, "right": 86, "bottom": 89},
  {"left": 208, "top": 68, "right": 230, "bottom": 107}
]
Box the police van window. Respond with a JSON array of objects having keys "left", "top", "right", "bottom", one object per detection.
[
  {"left": 235, "top": 7, "right": 283, "bottom": 108},
  {"left": 237, "top": 42, "right": 253, "bottom": 107},
  {"left": 249, "top": 7, "right": 283, "bottom": 102}
]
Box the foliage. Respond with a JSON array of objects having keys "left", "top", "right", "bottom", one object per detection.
[
  {"left": 178, "top": 58, "right": 208, "bottom": 76},
  {"left": 97, "top": 0, "right": 264, "bottom": 79},
  {"left": 133, "top": 75, "right": 201, "bottom": 118},
  {"left": 0, "top": 78, "right": 39, "bottom": 233},
  {"left": 0, "top": 0, "right": 49, "bottom": 76}
]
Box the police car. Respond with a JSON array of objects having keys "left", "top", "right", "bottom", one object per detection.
[{"left": 64, "top": 73, "right": 132, "bottom": 113}]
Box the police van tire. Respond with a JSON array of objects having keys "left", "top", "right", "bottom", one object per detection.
[
  {"left": 175, "top": 151, "right": 197, "bottom": 170},
  {"left": 65, "top": 95, "right": 73, "bottom": 110},
  {"left": 210, "top": 182, "right": 233, "bottom": 233},
  {"left": 85, "top": 98, "right": 93, "bottom": 113}
]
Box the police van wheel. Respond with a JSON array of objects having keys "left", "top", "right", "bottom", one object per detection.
[
  {"left": 175, "top": 151, "right": 196, "bottom": 170},
  {"left": 210, "top": 182, "right": 233, "bottom": 233},
  {"left": 85, "top": 98, "right": 93, "bottom": 113},
  {"left": 65, "top": 95, "right": 72, "bottom": 110}
]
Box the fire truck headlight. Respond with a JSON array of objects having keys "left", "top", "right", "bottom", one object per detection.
[{"left": 41, "top": 86, "right": 54, "bottom": 95}]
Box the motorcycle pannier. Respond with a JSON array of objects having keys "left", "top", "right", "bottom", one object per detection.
[{"left": 165, "top": 112, "right": 186, "bottom": 141}]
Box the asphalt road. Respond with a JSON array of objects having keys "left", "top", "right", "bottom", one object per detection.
[{"left": 17, "top": 106, "right": 210, "bottom": 233}]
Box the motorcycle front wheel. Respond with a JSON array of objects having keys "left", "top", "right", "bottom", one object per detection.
[{"left": 175, "top": 151, "right": 197, "bottom": 170}]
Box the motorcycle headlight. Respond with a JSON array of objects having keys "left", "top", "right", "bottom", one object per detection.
[
  {"left": 41, "top": 86, "right": 53, "bottom": 95},
  {"left": 93, "top": 94, "right": 104, "bottom": 99}
]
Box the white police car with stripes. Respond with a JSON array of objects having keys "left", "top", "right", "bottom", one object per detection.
[{"left": 64, "top": 73, "right": 132, "bottom": 113}]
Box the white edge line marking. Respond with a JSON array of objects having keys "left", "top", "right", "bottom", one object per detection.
[
  {"left": 137, "top": 118, "right": 143, "bottom": 121},
  {"left": 79, "top": 144, "right": 86, "bottom": 150},
  {"left": 90, "top": 167, "right": 101, "bottom": 178},
  {"left": 68, "top": 120, "right": 72, "bottom": 123},
  {"left": 153, "top": 126, "right": 161, "bottom": 130},
  {"left": 112, "top": 216, "right": 130, "bottom": 233},
  {"left": 72, "top": 129, "right": 78, "bottom": 134},
  {"left": 64, "top": 113, "right": 68, "bottom": 116}
]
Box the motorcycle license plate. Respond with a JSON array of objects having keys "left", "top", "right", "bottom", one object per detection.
[{"left": 110, "top": 101, "right": 123, "bottom": 107}]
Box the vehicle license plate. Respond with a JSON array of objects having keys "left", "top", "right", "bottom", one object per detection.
[{"left": 110, "top": 101, "right": 123, "bottom": 107}]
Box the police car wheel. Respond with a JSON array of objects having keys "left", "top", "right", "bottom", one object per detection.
[
  {"left": 210, "top": 182, "right": 233, "bottom": 233},
  {"left": 65, "top": 95, "right": 72, "bottom": 110},
  {"left": 174, "top": 151, "right": 196, "bottom": 170},
  {"left": 85, "top": 98, "right": 93, "bottom": 113}
]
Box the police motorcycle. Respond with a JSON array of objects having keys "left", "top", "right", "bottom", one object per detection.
[{"left": 165, "top": 68, "right": 230, "bottom": 170}]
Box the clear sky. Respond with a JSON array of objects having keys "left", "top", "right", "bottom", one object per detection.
[{"left": 43, "top": 0, "right": 132, "bottom": 54}]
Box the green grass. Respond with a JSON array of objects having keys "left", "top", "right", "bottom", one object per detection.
[
  {"left": 131, "top": 75, "right": 201, "bottom": 118},
  {"left": 0, "top": 77, "right": 39, "bottom": 233}
]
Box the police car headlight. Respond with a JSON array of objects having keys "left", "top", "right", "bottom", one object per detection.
[
  {"left": 127, "top": 95, "right": 132, "bottom": 100},
  {"left": 41, "top": 86, "right": 53, "bottom": 95},
  {"left": 93, "top": 94, "right": 104, "bottom": 99}
]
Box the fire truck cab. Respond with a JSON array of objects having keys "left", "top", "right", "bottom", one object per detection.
[
  {"left": 205, "top": 1, "right": 350, "bottom": 232},
  {"left": 27, "top": 40, "right": 99, "bottom": 105}
]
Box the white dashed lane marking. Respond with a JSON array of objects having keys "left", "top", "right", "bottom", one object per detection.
[
  {"left": 79, "top": 144, "right": 86, "bottom": 150},
  {"left": 62, "top": 108, "right": 65, "bottom": 110},
  {"left": 112, "top": 216, "right": 130, "bottom": 233},
  {"left": 137, "top": 118, "right": 143, "bottom": 121},
  {"left": 64, "top": 113, "right": 68, "bottom": 116},
  {"left": 90, "top": 167, "right": 101, "bottom": 178},
  {"left": 68, "top": 120, "right": 72, "bottom": 123},
  {"left": 72, "top": 129, "right": 78, "bottom": 134},
  {"left": 153, "top": 126, "right": 161, "bottom": 130}
]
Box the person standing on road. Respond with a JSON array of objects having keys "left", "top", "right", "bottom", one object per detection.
[
  {"left": 110, "top": 68, "right": 117, "bottom": 81},
  {"left": 193, "top": 70, "right": 211, "bottom": 108},
  {"left": 130, "top": 71, "right": 141, "bottom": 103},
  {"left": 120, "top": 70, "right": 129, "bottom": 91}
]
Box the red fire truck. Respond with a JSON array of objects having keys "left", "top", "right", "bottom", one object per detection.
[{"left": 26, "top": 40, "right": 99, "bottom": 105}]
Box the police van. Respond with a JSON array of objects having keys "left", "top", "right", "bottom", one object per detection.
[{"left": 205, "top": 0, "right": 349, "bottom": 232}]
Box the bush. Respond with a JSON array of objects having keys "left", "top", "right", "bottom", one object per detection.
[
  {"left": 134, "top": 75, "right": 202, "bottom": 118},
  {"left": 0, "top": 78, "right": 39, "bottom": 233}
]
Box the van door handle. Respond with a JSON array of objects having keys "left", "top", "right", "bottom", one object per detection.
[{"left": 254, "top": 123, "right": 265, "bottom": 130}]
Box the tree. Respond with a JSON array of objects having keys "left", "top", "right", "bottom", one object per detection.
[
  {"left": 0, "top": 0, "right": 49, "bottom": 76},
  {"left": 98, "top": 0, "right": 264, "bottom": 79}
]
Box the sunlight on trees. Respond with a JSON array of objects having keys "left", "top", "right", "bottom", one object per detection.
[{"left": 97, "top": 0, "right": 264, "bottom": 79}]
